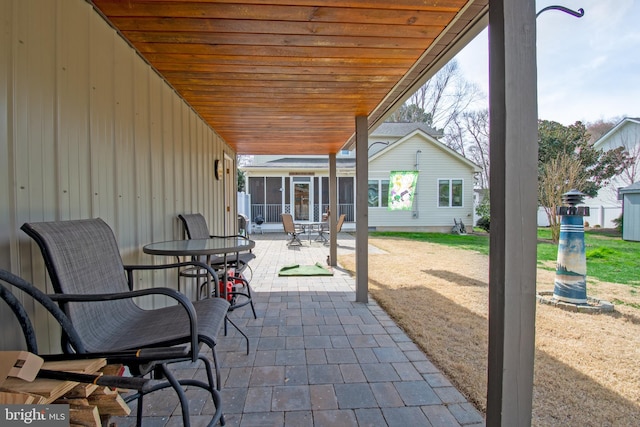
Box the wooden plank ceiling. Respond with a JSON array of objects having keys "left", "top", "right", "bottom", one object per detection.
[{"left": 90, "top": 0, "right": 487, "bottom": 155}]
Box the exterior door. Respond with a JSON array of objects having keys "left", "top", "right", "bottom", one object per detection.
[{"left": 293, "top": 181, "right": 311, "bottom": 221}]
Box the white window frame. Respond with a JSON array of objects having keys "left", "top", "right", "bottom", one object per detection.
[
  {"left": 367, "top": 179, "right": 389, "bottom": 208},
  {"left": 437, "top": 178, "right": 464, "bottom": 208}
]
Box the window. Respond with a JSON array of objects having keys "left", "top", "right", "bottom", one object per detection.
[
  {"left": 438, "top": 179, "right": 463, "bottom": 207},
  {"left": 368, "top": 179, "right": 390, "bottom": 207},
  {"left": 368, "top": 180, "right": 378, "bottom": 207}
]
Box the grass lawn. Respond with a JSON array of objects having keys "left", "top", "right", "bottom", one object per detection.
[{"left": 372, "top": 228, "right": 640, "bottom": 286}]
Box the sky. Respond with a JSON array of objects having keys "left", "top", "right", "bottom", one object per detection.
[{"left": 455, "top": 0, "right": 640, "bottom": 125}]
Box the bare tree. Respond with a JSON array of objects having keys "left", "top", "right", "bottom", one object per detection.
[
  {"left": 462, "top": 109, "right": 490, "bottom": 190},
  {"left": 539, "top": 153, "right": 586, "bottom": 242},
  {"left": 443, "top": 109, "right": 490, "bottom": 189},
  {"left": 586, "top": 118, "right": 619, "bottom": 144},
  {"left": 388, "top": 60, "right": 483, "bottom": 132},
  {"left": 618, "top": 136, "right": 640, "bottom": 186},
  {"left": 601, "top": 130, "right": 640, "bottom": 203},
  {"left": 444, "top": 116, "right": 467, "bottom": 156}
]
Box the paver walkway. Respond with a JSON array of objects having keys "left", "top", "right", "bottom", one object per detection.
[{"left": 112, "top": 233, "right": 485, "bottom": 426}]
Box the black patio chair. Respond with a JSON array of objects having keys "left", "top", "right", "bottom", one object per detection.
[
  {"left": 178, "top": 213, "right": 257, "bottom": 354},
  {"left": 179, "top": 213, "right": 256, "bottom": 281},
  {"left": 19, "top": 218, "right": 230, "bottom": 426},
  {"left": 0, "top": 267, "right": 224, "bottom": 426}
]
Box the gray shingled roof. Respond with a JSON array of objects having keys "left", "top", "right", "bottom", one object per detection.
[{"left": 371, "top": 122, "right": 443, "bottom": 138}]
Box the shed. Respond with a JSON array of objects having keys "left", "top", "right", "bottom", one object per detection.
[{"left": 619, "top": 182, "right": 640, "bottom": 241}]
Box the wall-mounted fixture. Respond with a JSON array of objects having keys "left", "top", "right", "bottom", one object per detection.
[{"left": 214, "top": 159, "right": 223, "bottom": 180}]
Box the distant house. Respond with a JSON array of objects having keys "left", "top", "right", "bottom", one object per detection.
[
  {"left": 586, "top": 117, "right": 640, "bottom": 227},
  {"left": 241, "top": 122, "right": 480, "bottom": 233}
]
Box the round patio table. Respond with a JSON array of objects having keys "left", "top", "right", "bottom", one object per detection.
[{"left": 143, "top": 237, "right": 255, "bottom": 299}]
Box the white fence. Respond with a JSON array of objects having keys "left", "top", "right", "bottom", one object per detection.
[{"left": 537, "top": 205, "right": 621, "bottom": 228}]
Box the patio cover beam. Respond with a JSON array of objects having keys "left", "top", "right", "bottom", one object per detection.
[
  {"left": 329, "top": 153, "right": 337, "bottom": 266},
  {"left": 355, "top": 115, "right": 369, "bottom": 303},
  {"left": 486, "top": 0, "right": 538, "bottom": 424}
]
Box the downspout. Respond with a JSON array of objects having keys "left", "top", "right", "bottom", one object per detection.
[{"left": 413, "top": 150, "right": 422, "bottom": 218}]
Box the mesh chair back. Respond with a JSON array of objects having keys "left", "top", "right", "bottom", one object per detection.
[
  {"left": 20, "top": 218, "right": 143, "bottom": 352},
  {"left": 179, "top": 214, "right": 211, "bottom": 239},
  {"left": 238, "top": 214, "right": 248, "bottom": 236},
  {"left": 281, "top": 213, "right": 296, "bottom": 234},
  {"left": 336, "top": 214, "right": 346, "bottom": 233}
]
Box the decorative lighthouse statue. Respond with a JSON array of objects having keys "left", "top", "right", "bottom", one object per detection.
[{"left": 553, "top": 189, "right": 590, "bottom": 304}]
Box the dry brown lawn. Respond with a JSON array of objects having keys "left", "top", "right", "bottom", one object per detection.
[{"left": 338, "top": 236, "right": 640, "bottom": 427}]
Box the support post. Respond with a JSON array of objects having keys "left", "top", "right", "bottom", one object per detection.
[
  {"left": 329, "top": 153, "right": 337, "bottom": 266},
  {"left": 487, "top": 0, "right": 538, "bottom": 425},
  {"left": 355, "top": 115, "right": 368, "bottom": 303}
]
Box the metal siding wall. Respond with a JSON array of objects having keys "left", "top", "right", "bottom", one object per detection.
[
  {"left": 14, "top": 0, "right": 59, "bottom": 351},
  {"left": 57, "top": 0, "right": 91, "bottom": 222},
  {"left": 1, "top": 0, "right": 233, "bottom": 352},
  {"left": 0, "top": 0, "right": 23, "bottom": 350}
]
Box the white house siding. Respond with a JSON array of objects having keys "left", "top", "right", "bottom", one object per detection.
[
  {"left": 368, "top": 134, "right": 476, "bottom": 232},
  {"left": 0, "top": 0, "right": 234, "bottom": 352},
  {"left": 580, "top": 118, "right": 640, "bottom": 227}
]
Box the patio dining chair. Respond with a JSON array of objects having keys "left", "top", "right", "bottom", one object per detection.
[
  {"left": 20, "top": 218, "right": 230, "bottom": 426},
  {"left": 178, "top": 213, "right": 257, "bottom": 354},
  {"left": 281, "top": 213, "right": 303, "bottom": 246},
  {"left": 323, "top": 213, "right": 346, "bottom": 245},
  {"left": 0, "top": 268, "right": 223, "bottom": 426},
  {"left": 179, "top": 213, "right": 256, "bottom": 281},
  {"left": 178, "top": 214, "right": 258, "bottom": 319}
]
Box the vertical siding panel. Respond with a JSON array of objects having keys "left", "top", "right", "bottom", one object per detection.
[
  {"left": 173, "top": 98, "right": 184, "bottom": 217},
  {"left": 133, "top": 60, "right": 150, "bottom": 254},
  {"left": 112, "top": 38, "right": 135, "bottom": 256},
  {"left": 57, "top": 0, "right": 90, "bottom": 221},
  {"left": 131, "top": 59, "right": 152, "bottom": 303},
  {"left": 208, "top": 126, "right": 215, "bottom": 223},
  {"left": 183, "top": 104, "right": 193, "bottom": 211},
  {"left": 161, "top": 84, "right": 177, "bottom": 239},
  {"left": 0, "top": 0, "right": 13, "bottom": 268},
  {"left": 0, "top": 0, "right": 23, "bottom": 350},
  {"left": 89, "top": 8, "right": 116, "bottom": 225},
  {"left": 149, "top": 78, "right": 164, "bottom": 243},
  {"left": 194, "top": 118, "right": 202, "bottom": 214},
  {"left": 15, "top": 0, "right": 58, "bottom": 351},
  {"left": 186, "top": 110, "right": 195, "bottom": 212},
  {"left": 198, "top": 118, "right": 205, "bottom": 217},
  {"left": 148, "top": 76, "right": 170, "bottom": 306},
  {"left": 195, "top": 112, "right": 202, "bottom": 214}
]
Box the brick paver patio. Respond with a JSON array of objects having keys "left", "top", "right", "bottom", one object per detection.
[{"left": 111, "top": 232, "right": 485, "bottom": 426}]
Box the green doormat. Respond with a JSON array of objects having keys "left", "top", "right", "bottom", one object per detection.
[{"left": 278, "top": 262, "right": 334, "bottom": 276}]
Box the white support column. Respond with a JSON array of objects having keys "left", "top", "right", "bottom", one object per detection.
[
  {"left": 329, "top": 153, "right": 337, "bottom": 266},
  {"left": 487, "top": 0, "right": 538, "bottom": 425},
  {"left": 355, "top": 116, "right": 368, "bottom": 303}
]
